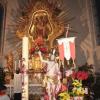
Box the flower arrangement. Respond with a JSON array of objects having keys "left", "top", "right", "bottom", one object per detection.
[
  {"left": 67, "top": 69, "right": 88, "bottom": 98},
  {"left": 34, "top": 36, "right": 44, "bottom": 46},
  {"left": 39, "top": 47, "right": 47, "bottom": 53},
  {"left": 29, "top": 48, "right": 35, "bottom": 54},
  {"left": 58, "top": 91, "right": 70, "bottom": 100},
  {"left": 64, "top": 64, "right": 91, "bottom": 99},
  {"left": 29, "top": 37, "right": 47, "bottom": 54},
  {"left": 29, "top": 47, "right": 47, "bottom": 54},
  {"left": 78, "top": 63, "right": 95, "bottom": 87},
  {"left": 71, "top": 80, "right": 85, "bottom": 96},
  {"left": 72, "top": 71, "right": 89, "bottom": 81},
  {"left": 62, "top": 62, "right": 95, "bottom": 99}
]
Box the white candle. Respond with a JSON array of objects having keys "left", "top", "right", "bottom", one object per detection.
[{"left": 22, "top": 36, "right": 29, "bottom": 100}]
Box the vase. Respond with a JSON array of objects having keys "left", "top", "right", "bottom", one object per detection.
[
  {"left": 73, "top": 96, "right": 83, "bottom": 100},
  {"left": 84, "top": 87, "right": 88, "bottom": 94}
]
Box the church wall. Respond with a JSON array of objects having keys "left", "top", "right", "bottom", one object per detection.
[
  {"left": 85, "top": 0, "right": 100, "bottom": 73},
  {"left": 4, "top": 0, "right": 19, "bottom": 54},
  {"left": 3, "top": 0, "right": 99, "bottom": 72},
  {"left": 0, "top": 0, "right": 7, "bottom": 66}
]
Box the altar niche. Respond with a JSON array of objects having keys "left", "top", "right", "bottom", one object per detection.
[{"left": 29, "top": 10, "right": 53, "bottom": 40}]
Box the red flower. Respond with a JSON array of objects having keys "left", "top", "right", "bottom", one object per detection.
[
  {"left": 76, "top": 71, "right": 89, "bottom": 80},
  {"left": 71, "top": 71, "right": 89, "bottom": 80},
  {"left": 40, "top": 47, "right": 47, "bottom": 53},
  {"left": 30, "top": 48, "right": 35, "bottom": 54},
  {"left": 35, "top": 37, "right": 44, "bottom": 46}
]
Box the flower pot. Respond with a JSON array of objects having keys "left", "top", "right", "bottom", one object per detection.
[{"left": 73, "top": 96, "right": 83, "bottom": 100}]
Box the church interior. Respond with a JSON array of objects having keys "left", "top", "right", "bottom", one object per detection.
[{"left": 0, "top": 0, "right": 100, "bottom": 100}]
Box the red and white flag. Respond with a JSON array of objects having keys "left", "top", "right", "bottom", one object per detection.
[
  {"left": 70, "top": 41, "right": 75, "bottom": 60},
  {"left": 67, "top": 37, "right": 76, "bottom": 60},
  {"left": 57, "top": 37, "right": 76, "bottom": 61},
  {"left": 57, "top": 39, "right": 64, "bottom": 60},
  {"left": 57, "top": 38, "right": 71, "bottom": 60}
]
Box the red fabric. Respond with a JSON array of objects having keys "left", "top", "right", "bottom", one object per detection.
[
  {"left": 0, "top": 91, "right": 5, "bottom": 96},
  {"left": 70, "top": 42, "right": 75, "bottom": 60},
  {"left": 58, "top": 43, "right": 64, "bottom": 60}
]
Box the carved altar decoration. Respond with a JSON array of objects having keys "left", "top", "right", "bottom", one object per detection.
[
  {"left": 4, "top": 52, "right": 14, "bottom": 84},
  {"left": 15, "top": 0, "right": 64, "bottom": 72},
  {"left": 5, "top": 52, "right": 14, "bottom": 72},
  {"left": 16, "top": 0, "right": 64, "bottom": 48}
]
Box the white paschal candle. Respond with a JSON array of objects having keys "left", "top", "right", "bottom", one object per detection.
[{"left": 22, "top": 36, "right": 29, "bottom": 100}]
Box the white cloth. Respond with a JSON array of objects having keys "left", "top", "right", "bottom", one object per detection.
[
  {"left": 67, "top": 37, "right": 75, "bottom": 42},
  {"left": 46, "top": 61, "right": 60, "bottom": 77},
  {"left": 63, "top": 40, "right": 71, "bottom": 60},
  {"left": 14, "top": 73, "right": 22, "bottom": 93},
  {"left": 0, "top": 95, "right": 10, "bottom": 100}
]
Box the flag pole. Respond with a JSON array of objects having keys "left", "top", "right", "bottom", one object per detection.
[
  {"left": 62, "top": 60, "right": 64, "bottom": 81},
  {"left": 65, "top": 24, "right": 71, "bottom": 37}
]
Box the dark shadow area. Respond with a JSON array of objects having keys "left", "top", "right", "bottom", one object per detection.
[
  {"left": 0, "top": 67, "right": 5, "bottom": 85},
  {"left": 0, "top": 4, "right": 4, "bottom": 52},
  {"left": 92, "top": 73, "right": 100, "bottom": 100},
  {"left": 93, "top": 0, "right": 100, "bottom": 45}
]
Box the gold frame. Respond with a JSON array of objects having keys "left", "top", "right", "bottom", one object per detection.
[{"left": 16, "top": 1, "right": 64, "bottom": 48}]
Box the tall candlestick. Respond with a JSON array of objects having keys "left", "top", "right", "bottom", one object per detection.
[{"left": 22, "top": 36, "right": 29, "bottom": 100}]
